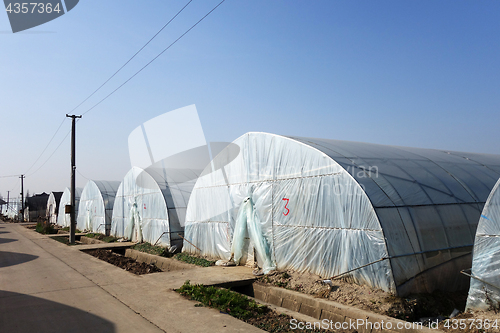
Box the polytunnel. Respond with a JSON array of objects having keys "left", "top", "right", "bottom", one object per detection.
[
  {"left": 46, "top": 191, "right": 63, "bottom": 224},
  {"left": 466, "top": 178, "right": 500, "bottom": 310},
  {"left": 183, "top": 132, "right": 500, "bottom": 296},
  {"left": 57, "top": 187, "right": 82, "bottom": 227},
  {"left": 111, "top": 166, "right": 194, "bottom": 248},
  {"left": 77, "top": 181, "right": 120, "bottom": 235}
]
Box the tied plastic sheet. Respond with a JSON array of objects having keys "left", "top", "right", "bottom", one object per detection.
[
  {"left": 467, "top": 178, "right": 500, "bottom": 310},
  {"left": 126, "top": 202, "right": 143, "bottom": 243},
  {"left": 231, "top": 197, "right": 276, "bottom": 274}
]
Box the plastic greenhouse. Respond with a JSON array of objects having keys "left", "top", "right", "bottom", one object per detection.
[
  {"left": 57, "top": 187, "right": 82, "bottom": 227},
  {"left": 3, "top": 200, "right": 19, "bottom": 219},
  {"left": 77, "top": 181, "right": 120, "bottom": 235},
  {"left": 46, "top": 191, "right": 63, "bottom": 224},
  {"left": 183, "top": 132, "right": 500, "bottom": 296},
  {"left": 466, "top": 178, "right": 500, "bottom": 310},
  {"left": 111, "top": 166, "right": 193, "bottom": 248}
]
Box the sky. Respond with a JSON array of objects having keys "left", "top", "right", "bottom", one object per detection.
[{"left": 1, "top": 0, "right": 499, "bottom": 200}]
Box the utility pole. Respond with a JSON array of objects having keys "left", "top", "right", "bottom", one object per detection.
[
  {"left": 66, "top": 114, "right": 82, "bottom": 244},
  {"left": 6, "top": 191, "right": 10, "bottom": 215},
  {"left": 19, "top": 174, "right": 24, "bottom": 221}
]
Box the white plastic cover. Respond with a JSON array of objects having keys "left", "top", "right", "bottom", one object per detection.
[
  {"left": 466, "top": 178, "right": 500, "bottom": 310},
  {"left": 56, "top": 187, "right": 82, "bottom": 227},
  {"left": 231, "top": 197, "right": 276, "bottom": 274},
  {"left": 46, "top": 192, "right": 62, "bottom": 224},
  {"left": 111, "top": 167, "right": 184, "bottom": 247},
  {"left": 3, "top": 201, "right": 19, "bottom": 219},
  {"left": 184, "top": 132, "right": 393, "bottom": 292},
  {"left": 184, "top": 132, "right": 500, "bottom": 295},
  {"left": 77, "top": 181, "right": 120, "bottom": 234}
]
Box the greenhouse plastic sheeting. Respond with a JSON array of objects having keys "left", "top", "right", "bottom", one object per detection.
[
  {"left": 231, "top": 197, "right": 276, "bottom": 274},
  {"left": 183, "top": 132, "right": 500, "bottom": 296},
  {"left": 57, "top": 187, "right": 82, "bottom": 227},
  {"left": 466, "top": 178, "right": 500, "bottom": 310},
  {"left": 3, "top": 201, "right": 19, "bottom": 219},
  {"left": 111, "top": 167, "right": 189, "bottom": 247},
  {"left": 46, "top": 192, "right": 62, "bottom": 224},
  {"left": 77, "top": 181, "right": 120, "bottom": 235}
]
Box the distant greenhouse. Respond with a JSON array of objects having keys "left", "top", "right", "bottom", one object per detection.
[
  {"left": 77, "top": 181, "right": 120, "bottom": 235},
  {"left": 183, "top": 132, "right": 500, "bottom": 296},
  {"left": 46, "top": 191, "right": 63, "bottom": 224},
  {"left": 466, "top": 177, "right": 500, "bottom": 310},
  {"left": 57, "top": 187, "right": 82, "bottom": 227},
  {"left": 111, "top": 167, "right": 193, "bottom": 248}
]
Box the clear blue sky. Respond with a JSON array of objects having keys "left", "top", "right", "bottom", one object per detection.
[{"left": 1, "top": 0, "right": 499, "bottom": 198}]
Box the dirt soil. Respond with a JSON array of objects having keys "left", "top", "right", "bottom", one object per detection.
[
  {"left": 259, "top": 270, "right": 500, "bottom": 332},
  {"left": 85, "top": 249, "right": 162, "bottom": 275},
  {"left": 246, "top": 311, "right": 334, "bottom": 333}
]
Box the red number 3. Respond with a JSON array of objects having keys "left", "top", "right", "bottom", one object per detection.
[{"left": 282, "top": 198, "right": 290, "bottom": 216}]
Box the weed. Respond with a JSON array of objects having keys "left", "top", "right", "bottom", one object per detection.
[
  {"left": 174, "top": 253, "right": 215, "bottom": 267},
  {"left": 132, "top": 242, "right": 172, "bottom": 257},
  {"left": 35, "top": 222, "right": 57, "bottom": 235},
  {"left": 61, "top": 226, "right": 81, "bottom": 233},
  {"left": 176, "top": 281, "right": 268, "bottom": 320},
  {"left": 85, "top": 233, "right": 118, "bottom": 243}
]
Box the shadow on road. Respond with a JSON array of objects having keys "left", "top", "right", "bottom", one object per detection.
[
  {"left": 0, "top": 251, "right": 38, "bottom": 268},
  {"left": 0, "top": 290, "right": 116, "bottom": 333},
  {"left": 0, "top": 238, "right": 17, "bottom": 245}
]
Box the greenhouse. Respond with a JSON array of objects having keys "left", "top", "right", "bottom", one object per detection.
[
  {"left": 76, "top": 181, "right": 120, "bottom": 235},
  {"left": 2, "top": 200, "right": 19, "bottom": 220},
  {"left": 46, "top": 191, "right": 63, "bottom": 224},
  {"left": 183, "top": 132, "right": 500, "bottom": 296},
  {"left": 466, "top": 177, "right": 500, "bottom": 310},
  {"left": 57, "top": 187, "right": 82, "bottom": 227},
  {"left": 111, "top": 166, "right": 193, "bottom": 248}
]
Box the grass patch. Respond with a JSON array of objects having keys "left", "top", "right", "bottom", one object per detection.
[
  {"left": 132, "top": 242, "right": 171, "bottom": 257},
  {"left": 174, "top": 252, "right": 215, "bottom": 267},
  {"left": 51, "top": 236, "right": 77, "bottom": 246},
  {"left": 60, "top": 226, "right": 81, "bottom": 233},
  {"left": 176, "top": 281, "right": 268, "bottom": 320},
  {"left": 176, "top": 281, "right": 328, "bottom": 332},
  {"left": 35, "top": 222, "right": 57, "bottom": 235},
  {"left": 85, "top": 233, "right": 118, "bottom": 243}
]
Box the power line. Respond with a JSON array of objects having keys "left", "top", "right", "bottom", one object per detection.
[
  {"left": 70, "top": 0, "right": 194, "bottom": 114},
  {"left": 82, "top": 0, "right": 227, "bottom": 116},
  {"left": 76, "top": 169, "right": 90, "bottom": 181},
  {"left": 27, "top": 129, "right": 71, "bottom": 177},
  {"left": 24, "top": 117, "right": 67, "bottom": 175},
  {"left": 2, "top": 0, "right": 226, "bottom": 183},
  {"left": 2, "top": 1, "right": 194, "bottom": 181}
]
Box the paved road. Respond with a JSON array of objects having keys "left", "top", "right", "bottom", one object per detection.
[{"left": 0, "top": 221, "right": 263, "bottom": 333}]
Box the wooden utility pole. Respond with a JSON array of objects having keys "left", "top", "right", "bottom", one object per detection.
[
  {"left": 66, "top": 114, "right": 82, "bottom": 244},
  {"left": 19, "top": 174, "right": 24, "bottom": 221}
]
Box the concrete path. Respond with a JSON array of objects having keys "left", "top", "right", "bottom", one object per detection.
[{"left": 0, "top": 222, "right": 264, "bottom": 333}]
